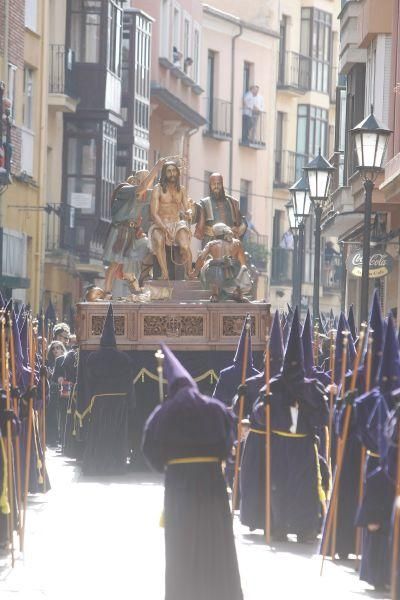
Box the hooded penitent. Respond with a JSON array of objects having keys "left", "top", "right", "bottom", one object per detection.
[
  {"left": 237, "top": 310, "right": 284, "bottom": 419},
  {"left": 365, "top": 289, "right": 384, "bottom": 387},
  {"left": 281, "top": 306, "right": 305, "bottom": 385},
  {"left": 302, "top": 310, "right": 314, "bottom": 377},
  {"left": 242, "top": 306, "right": 328, "bottom": 539},
  {"left": 347, "top": 305, "right": 357, "bottom": 342},
  {"left": 353, "top": 314, "right": 399, "bottom": 590},
  {"left": 270, "top": 309, "right": 284, "bottom": 377},
  {"left": 79, "top": 303, "right": 134, "bottom": 475},
  {"left": 100, "top": 303, "right": 117, "bottom": 347},
  {"left": 213, "top": 316, "right": 260, "bottom": 406},
  {"left": 302, "top": 310, "right": 330, "bottom": 387},
  {"left": 142, "top": 344, "right": 243, "bottom": 600},
  {"left": 333, "top": 312, "right": 356, "bottom": 386}
]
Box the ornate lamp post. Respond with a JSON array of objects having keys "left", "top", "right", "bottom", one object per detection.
[
  {"left": 303, "top": 151, "right": 335, "bottom": 324},
  {"left": 288, "top": 175, "right": 311, "bottom": 310},
  {"left": 350, "top": 107, "right": 392, "bottom": 325}
]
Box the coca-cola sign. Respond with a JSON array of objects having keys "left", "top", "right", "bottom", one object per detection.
[{"left": 346, "top": 249, "right": 393, "bottom": 278}]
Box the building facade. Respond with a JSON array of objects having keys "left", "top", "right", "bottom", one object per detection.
[
  {"left": 271, "top": 0, "right": 341, "bottom": 314},
  {"left": 322, "top": 0, "right": 397, "bottom": 323},
  {"left": 0, "top": 0, "right": 47, "bottom": 310},
  {"left": 188, "top": 1, "right": 280, "bottom": 299}
]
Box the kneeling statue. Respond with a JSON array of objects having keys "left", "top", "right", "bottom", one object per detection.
[{"left": 190, "top": 223, "right": 252, "bottom": 302}]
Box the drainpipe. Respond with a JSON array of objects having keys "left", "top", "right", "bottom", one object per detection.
[
  {"left": 228, "top": 22, "right": 243, "bottom": 194},
  {"left": 34, "top": 1, "right": 49, "bottom": 312}
]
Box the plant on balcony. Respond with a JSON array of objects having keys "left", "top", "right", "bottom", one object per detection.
[{"left": 243, "top": 239, "right": 269, "bottom": 270}]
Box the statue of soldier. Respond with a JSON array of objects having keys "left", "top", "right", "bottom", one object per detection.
[
  {"left": 195, "top": 173, "right": 247, "bottom": 245},
  {"left": 103, "top": 159, "right": 168, "bottom": 295},
  {"left": 149, "top": 160, "right": 193, "bottom": 280},
  {"left": 190, "top": 223, "right": 252, "bottom": 302}
]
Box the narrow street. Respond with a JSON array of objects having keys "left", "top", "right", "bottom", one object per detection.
[{"left": 0, "top": 452, "right": 389, "bottom": 600}]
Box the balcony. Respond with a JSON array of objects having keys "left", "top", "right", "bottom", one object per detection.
[
  {"left": 322, "top": 254, "right": 342, "bottom": 292},
  {"left": 271, "top": 247, "right": 293, "bottom": 285},
  {"left": 203, "top": 98, "right": 232, "bottom": 140},
  {"left": 48, "top": 45, "right": 79, "bottom": 113},
  {"left": 240, "top": 110, "right": 266, "bottom": 149},
  {"left": 0, "top": 228, "right": 30, "bottom": 290},
  {"left": 339, "top": 1, "right": 366, "bottom": 74},
  {"left": 277, "top": 52, "right": 311, "bottom": 93},
  {"left": 274, "top": 151, "right": 310, "bottom": 188}
]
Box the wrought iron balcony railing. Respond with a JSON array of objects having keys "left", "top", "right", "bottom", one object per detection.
[
  {"left": 274, "top": 150, "right": 311, "bottom": 187},
  {"left": 240, "top": 110, "right": 266, "bottom": 149},
  {"left": 271, "top": 247, "right": 293, "bottom": 285},
  {"left": 322, "top": 253, "right": 342, "bottom": 291},
  {"left": 204, "top": 98, "right": 232, "bottom": 140},
  {"left": 49, "top": 44, "right": 76, "bottom": 97},
  {"left": 278, "top": 52, "right": 311, "bottom": 91}
]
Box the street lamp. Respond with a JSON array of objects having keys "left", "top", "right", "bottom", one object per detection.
[
  {"left": 303, "top": 151, "right": 335, "bottom": 325},
  {"left": 288, "top": 176, "right": 311, "bottom": 310},
  {"left": 350, "top": 107, "right": 392, "bottom": 324}
]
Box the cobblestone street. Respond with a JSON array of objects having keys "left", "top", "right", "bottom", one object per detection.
[{"left": 0, "top": 452, "right": 390, "bottom": 600}]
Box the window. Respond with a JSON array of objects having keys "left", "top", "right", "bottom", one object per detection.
[
  {"left": 107, "top": 1, "right": 122, "bottom": 75},
  {"left": 193, "top": 25, "right": 200, "bottom": 83},
  {"left": 25, "top": 0, "right": 37, "bottom": 31},
  {"left": 296, "top": 104, "right": 328, "bottom": 161},
  {"left": 204, "top": 171, "right": 212, "bottom": 196},
  {"left": 23, "top": 67, "right": 34, "bottom": 130},
  {"left": 240, "top": 180, "right": 251, "bottom": 217},
  {"left": 116, "top": 146, "right": 129, "bottom": 183},
  {"left": 70, "top": 0, "right": 102, "bottom": 63},
  {"left": 101, "top": 122, "right": 117, "bottom": 220},
  {"left": 278, "top": 16, "right": 288, "bottom": 84},
  {"left": 243, "top": 62, "right": 252, "bottom": 95},
  {"left": 133, "top": 146, "right": 148, "bottom": 172},
  {"left": 160, "top": 0, "right": 171, "bottom": 58},
  {"left": 206, "top": 51, "right": 215, "bottom": 127},
  {"left": 172, "top": 4, "right": 181, "bottom": 63},
  {"left": 183, "top": 15, "right": 191, "bottom": 69},
  {"left": 134, "top": 16, "right": 151, "bottom": 142},
  {"left": 300, "top": 7, "right": 332, "bottom": 94},
  {"left": 121, "top": 31, "right": 130, "bottom": 96},
  {"left": 7, "top": 64, "right": 17, "bottom": 122},
  {"left": 274, "top": 112, "right": 285, "bottom": 183},
  {"left": 66, "top": 125, "right": 98, "bottom": 215}
]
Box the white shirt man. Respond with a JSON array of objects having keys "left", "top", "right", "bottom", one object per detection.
[{"left": 243, "top": 86, "right": 265, "bottom": 116}]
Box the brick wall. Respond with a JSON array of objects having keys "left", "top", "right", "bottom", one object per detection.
[{"left": 0, "top": 0, "right": 24, "bottom": 173}]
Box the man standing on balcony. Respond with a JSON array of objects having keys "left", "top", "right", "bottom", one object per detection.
[
  {"left": 195, "top": 173, "right": 247, "bottom": 246},
  {"left": 242, "top": 85, "right": 265, "bottom": 143}
]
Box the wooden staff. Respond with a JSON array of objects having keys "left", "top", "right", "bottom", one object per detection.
[
  {"left": 313, "top": 322, "right": 319, "bottom": 366},
  {"left": 321, "top": 325, "right": 366, "bottom": 575},
  {"left": 155, "top": 349, "right": 165, "bottom": 403},
  {"left": 7, "top": 312, "right": 22, "bottom": 547},
  {"left": 40, "top": 314, "right": 47, "bottom": 493},
  {"left": 330, "top": 331, "right": 350, "bottom": 559},
  {"left": 392, "top": 497, "right": 400, "bottom": 600},
  {"left": 232, "top": 316, "right": 251, "bottom": 516},
  {"left": 355, "top": 330, "right": 372, "bottom": 570},
  {"left": 327, "top": 330, "right": 336, "bottom": 467},
  {"left": 1, "top": 314, "right": 15, "bottom": 566},
  {"left": 21, "top": 316, "right": 35, "bottom": 552},
  {"left": 391, "top": 420, "right": 400, "bottom": 600},
  {"left": 264, "top": 334, "right": 271, "bottom": 544}
]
